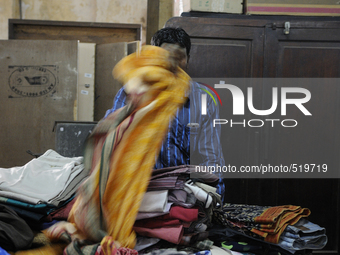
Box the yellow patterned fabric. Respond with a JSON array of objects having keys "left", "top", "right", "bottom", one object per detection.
[{"left": 64, "top": 45, "right": 190, "bottom": 249}]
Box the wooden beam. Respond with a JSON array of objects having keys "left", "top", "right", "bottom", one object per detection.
[{"left": 146, "top": 0, "right": 173, "bottom": 45}]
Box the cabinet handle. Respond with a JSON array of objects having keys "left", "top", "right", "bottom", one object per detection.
[{"left": 284, "top": 22, "right": 290, "bottom": 35}]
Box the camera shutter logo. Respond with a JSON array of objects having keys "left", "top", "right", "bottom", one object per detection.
[{"left": 198, "top": 83, "right": 222, "bottom": 115}]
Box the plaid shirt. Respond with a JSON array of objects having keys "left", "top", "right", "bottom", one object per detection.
[{"left": 104, "top": 81, "right": 225, "bottom": 202}]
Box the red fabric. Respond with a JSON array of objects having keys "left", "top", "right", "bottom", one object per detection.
[
  {"left": 156, "top": 206, "right": 198, "bottom": 222},
  {"left": 96, "top": 236, "right": 138, "bottom": 255},
  {"left": 44, "top": 198, "right": 76, "bottom": 222},
  {"left": 134, "top": 219, "right": 182, "bottom": 228},
  {"left": 133, "top": 225, "right": 184, "bottom": 244}
]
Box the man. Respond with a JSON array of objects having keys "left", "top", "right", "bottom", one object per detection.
[{"left": 104, "top": 27, "right": 226, "bottom": 203}]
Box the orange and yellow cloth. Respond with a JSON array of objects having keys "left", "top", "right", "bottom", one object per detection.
[
  {"left": 216, "top": 203, "right": 311, "bottom": 244},
  {"left": 251, "top": 205, "right": 310, "bottom": 243},
  {"left": 44, "top": 45, "right": 190, "bottom": 253}
]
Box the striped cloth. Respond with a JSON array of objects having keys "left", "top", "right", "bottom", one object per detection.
[
  {"left": 215, "top": 203, "right": 311, "bottom": 244},
  {"left": 45, "top": 45, "right": 190, "bottom": 253}
]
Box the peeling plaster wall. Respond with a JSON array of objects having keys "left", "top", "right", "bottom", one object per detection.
[
  {"left": 0, "top": 0, "right": 19, "bottom": 39},
  {"left": 0, "top": 0, "right": 147, "bottom": 43}
]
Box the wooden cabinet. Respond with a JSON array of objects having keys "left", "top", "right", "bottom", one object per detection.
[
  {"left": 7, "top": 19, "right": 142, "bottom": 122},
  {"left": 166, "top": 14, "right": 340, "bottom": 253}
]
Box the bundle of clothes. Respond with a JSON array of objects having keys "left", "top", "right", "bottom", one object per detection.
[
  {"left": 210, "top": 203, "right": 327, "bottom": 254},
  {"left": 0, "top": 149, "right": 88, "bottom": 251},
  {"left": 0, "top": 156, "right": 328, "bottom": 255},
  {"left": 133, "top": 165, "right": 222, "bottom": 254}
]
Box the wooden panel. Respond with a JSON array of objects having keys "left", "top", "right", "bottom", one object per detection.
[
  {"left": 181, "top": 12, "right": 340, "bottom": 27},
  {"left": 77, "top": 42, "right": 96, "bottom": 121},
  {"left": 146, "top": 0, "right": 173, "bottom": 45},
  {"left": 0, "top": 40, "right": 78, "bottom": 167},
  {"left": 280, "top": 44, "right": 340, "bottom": 77},
  {"left": 190, "top": 39, "right": 251, "bottom": 78},
  {"left": 146, "top": 0, "right": 160, "bottom": 45},
  {"left": 94, "top": 41, "right": 140, "bottom": 121},
  {"left": 166, "top": 17, "right": 265, "bottom": 78},
  {"left": 94, "top": 42, "right": 127, "bottom": 121},
  {"left": 8, "top": 19, "right": 141, "bottom": 44},
  {"left": 264, "top": 26, "right": 340, "bottom": 78},
  {"left": 262, "top": 27, "right": 340, "bottom": 176}
]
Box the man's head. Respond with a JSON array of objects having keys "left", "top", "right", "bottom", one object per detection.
[{"left": 151, "top": 27, "right": 191, "bottom": 70}]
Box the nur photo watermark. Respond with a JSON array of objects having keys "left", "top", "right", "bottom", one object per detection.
[{"left": 189, "top": 78, "right": 340, "bottom": 179}]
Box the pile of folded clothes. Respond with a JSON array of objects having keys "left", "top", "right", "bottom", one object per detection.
[
  {"left": 0, "top": 152, "right": 328, "bottom": 255},
  {"left": 210, "top": 203, "right": 327, "bottom": 254},
  {"left": 0, "top": 149, "right": 89, "bottom": 250},
  {"left": 133, "top": 165, "right": 223, "bottom": 254}
]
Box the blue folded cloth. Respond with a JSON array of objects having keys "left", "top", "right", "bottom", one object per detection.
[{"left": 278, "top": 218, "right": 327, "bottom": 253}]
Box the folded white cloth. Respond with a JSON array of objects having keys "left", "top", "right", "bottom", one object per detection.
[
  {"left": 0, "top": 149, "right": 87, "bottom": 205},
  {"left": 195, "top": 182, "right": 221, "bottom": 199},
  {"left": 211, "top": 245, "right": 243, "bottom": 255},
  {"left": 136, "top": 202, "right": 173, "bottom": 220},
  {"left": 139, "top": 190, "right": 169, "bottom": 213}
]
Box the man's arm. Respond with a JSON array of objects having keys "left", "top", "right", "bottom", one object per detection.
[
  {"left": 190, "top": 82, "right": 226, "bottom": 203},
  {"left": 198, "top": 94, "right": 225, "bottom": 203},
  {"left": 104, "top": 88, "right": 127, "bottom": 119},
  {"left": 198, "top": 99, "right": 225, "bottom": 166}
]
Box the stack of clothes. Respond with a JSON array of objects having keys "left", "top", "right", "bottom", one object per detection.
[
  {"left": 277, "top": 218, "right": 327, "bottom": 254},
  {"left": 0, "top": 149, "right": 86, "bottom": 208},
  {"left": 133, "top": 165, "right": 222, "bottom": 254},
  {"left": 0, "top": 149, "right": 89, "bottom": 251},
  {"left": 210, "top": 203, "right": 327, "bottom": 254}
]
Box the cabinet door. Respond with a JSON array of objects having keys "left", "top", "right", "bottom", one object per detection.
[
  {"left": 262, "top": 22, "right": 340, "bottom": 253},
  {"left": 264, "top": 21, "right": 340, "bottom": 78},
  {"left": 166, "top": 17, "right": 264, "bottom": 78},
  {"left": 0, "top": 40, "right": 78, "bottom": 167},
  {"left": 95, "top": 42, "right": 128, "bottom": 121}
]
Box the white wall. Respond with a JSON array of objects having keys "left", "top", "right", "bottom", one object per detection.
[{"left": 0, "top": 0, "right": 147, "bottom": 43}]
